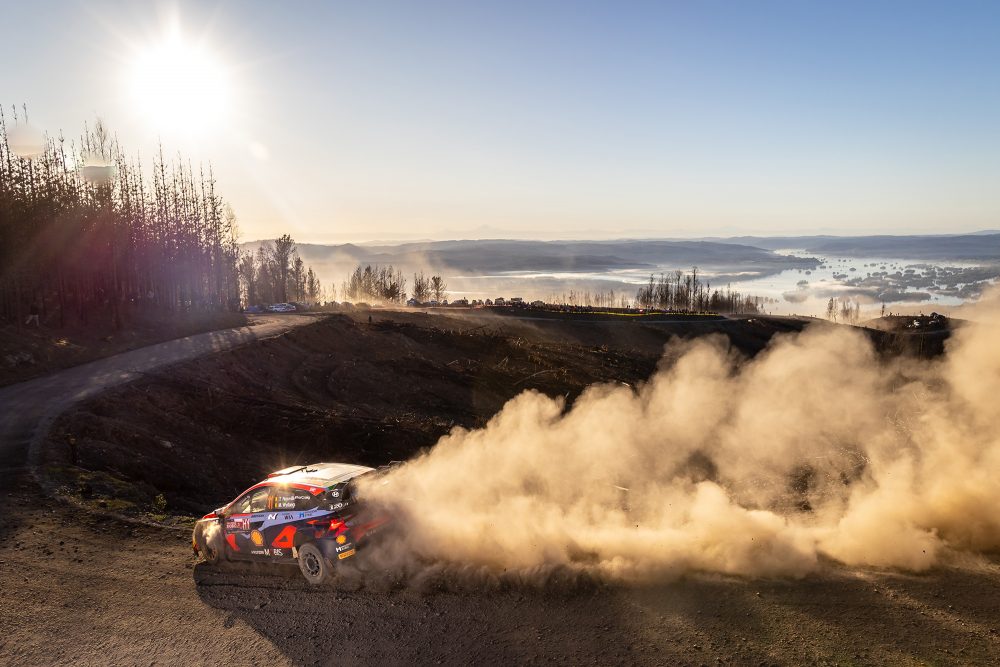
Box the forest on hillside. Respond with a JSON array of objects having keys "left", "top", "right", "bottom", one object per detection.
[
  {"left": 634, "top": 269, "right": 765, "bottom": 313},
  {"left": 0, "top": 108, "right": 319, "bottom": 327}
]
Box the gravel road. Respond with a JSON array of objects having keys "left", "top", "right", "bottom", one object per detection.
[
  {"left": 0, "top": 314, "right": 321, "bottom": 480},
  {"left": 4, "top": 476, "right": 1000, "bottom": 666}
]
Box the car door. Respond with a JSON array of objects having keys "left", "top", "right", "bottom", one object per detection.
[
  {"left": 224, "top": 486, "right": 271, "bottom": 559},
  {"left": 257, "top": 486, "right": 322, "bottom": 559}
]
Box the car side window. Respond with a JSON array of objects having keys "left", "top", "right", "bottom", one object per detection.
[
  {"left": 294, "top": 493, "right": 318, "bottom": 511},
  {"left": 234, "top": 487, "right": 270, "bottom": 514},
  {"left": 268, "top": 487, "right": 318, "bottom": 511}
]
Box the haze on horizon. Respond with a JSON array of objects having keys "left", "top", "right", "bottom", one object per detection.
[{"left": 4, "top": 0, "right": 999, "bottom": 244}]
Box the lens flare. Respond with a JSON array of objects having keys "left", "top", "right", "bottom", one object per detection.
[
  {"left": 127, "top": 28, "right": 230, "bottom": 135},
  {"left": 6, "top": 123, "right": 45, "bottom": 159}
]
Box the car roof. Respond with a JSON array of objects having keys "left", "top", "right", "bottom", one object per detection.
[{"left": 267, "top": 462, "right": 374, "bottom": 488}]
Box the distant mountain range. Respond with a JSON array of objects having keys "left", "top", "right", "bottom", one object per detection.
[
  {"left": 242, "top": 233, "right": 999, "bottom": 302},
  {"left": 289, "top": 239, "right": 816, "bottom": 274},
  {"left": 244, "top": 233, "right": 999, "bottom": 280},
  {"left": 705, "top": 233, "right": 1000, "bottom": 261},
  {"left": 238, "top": 239, "right": 822, "bottom": 294}
]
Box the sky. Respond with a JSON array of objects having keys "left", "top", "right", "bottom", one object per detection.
[{"left": 3, "top": 0, "right": 999, "bottom": 243}]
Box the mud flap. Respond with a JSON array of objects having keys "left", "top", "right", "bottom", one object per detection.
[{"left": 318, "top": 540, "right": 356, "bottom": 562}]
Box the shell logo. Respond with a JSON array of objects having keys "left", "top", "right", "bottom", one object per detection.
[{"left": 250, "top": 530, "right": 264, "bottom": 546}]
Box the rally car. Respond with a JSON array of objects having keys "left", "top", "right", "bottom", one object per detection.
[{"left": 192, "top": 462, "right": 391, "bottom": 584}]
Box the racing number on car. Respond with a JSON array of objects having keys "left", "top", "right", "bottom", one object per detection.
[{"left": 271, "top": 525, "right": 296, "bottom": 549}]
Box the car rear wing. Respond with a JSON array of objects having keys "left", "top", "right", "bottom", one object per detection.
[
  {"left": 375, "top": 461, "right": 404, "bottom": 475},
  {"left": 268, "top": 465, "right": 308, "bottom": 478}
]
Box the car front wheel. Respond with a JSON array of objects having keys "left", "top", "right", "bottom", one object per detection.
[
  {"left": 202, "top": 543, "right": 222, "bottom": 565},
  {"left": 195, "top": 528, "right": 224, "bottom": 565},
  {"left": 297, "top": 543, "right": 331, "bottom": 585}
]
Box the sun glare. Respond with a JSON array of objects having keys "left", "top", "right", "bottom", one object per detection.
[{"left": 128, "top": 30, "right": 230, "bottom": 135}]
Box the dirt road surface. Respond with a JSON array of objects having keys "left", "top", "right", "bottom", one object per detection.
[
  {"left": 2, "top": 312, "right": 1000, "bottom": 665},
  {"left": 0, "top": 314, "right": 321, "bottom": 479},
  {"left": 0, "top": 314, "right": 319, "bottom": 665},
  {"left": 4, "top": 473, "right": 1000, "bottom": 666}
]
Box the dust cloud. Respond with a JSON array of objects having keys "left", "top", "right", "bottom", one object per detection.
[{"left": 358, "top": 289, "right": 1000, "bottom": 582}]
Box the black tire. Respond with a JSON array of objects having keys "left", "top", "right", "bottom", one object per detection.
[
  {"left": 202, "top": 542, "right": 223, "bottom": 565},
  {"left": 297, "top": 543, "right": 331, "bottom": 585},
  {"left": 195, "top": 527, "right": 224, "bottom": 565}
]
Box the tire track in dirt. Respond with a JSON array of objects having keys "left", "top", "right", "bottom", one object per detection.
[{"left": 0, "top": 314, "right": 322, "bottom": 483}]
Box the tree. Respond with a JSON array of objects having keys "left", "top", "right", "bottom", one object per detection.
[
  {"left": 271, "top": 234, "right": 295, "bottom": 302},
  {"left": 430, "top": 275, "right": 447, "bottom": 302},
  {"left": 412, "top": 272, "right": 430, "bottom": 302},
  {"left": 238, "top": 251, "right": 258, "bottom": 306},
  {"left": 632, "top": 267, "right": 761, "bottom": 314},
  {"left": 290, "top": 254, "right": 305, "bottom": 301},
  {"left": 826, "top": 298, "right": 837, "bottom": 321},
  {"left": 0, "top": 112, "right": 246, "bottom": 324},
  {"left": 306, "top": 268, "right": 319, "bottom": 303},
  {"left": 839, "top": 298, "right": 860, "bottom": 325},
  {"left": 341, "top": 264, "right": 407, "bottom": 304},
  {"left": 255, "top": 245, "right": 274, "bottom": 304}
]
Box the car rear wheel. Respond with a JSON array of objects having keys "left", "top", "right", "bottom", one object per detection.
[{"left": 298, "top": 543, "right": 331, "bottom": 585}]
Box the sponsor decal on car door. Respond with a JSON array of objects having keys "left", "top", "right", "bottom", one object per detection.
[
  {"left": 224, "top": 513, "right": 251, "bottom": 552},
  {"left": 248, "top": 505, "right": 274, "bottom": 558}
]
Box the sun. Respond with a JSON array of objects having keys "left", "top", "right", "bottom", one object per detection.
[{"left": 127, "top": 29, "right": 230, "bottom": 135}]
